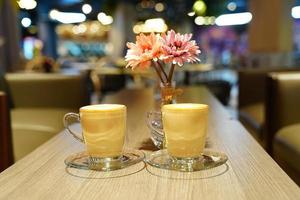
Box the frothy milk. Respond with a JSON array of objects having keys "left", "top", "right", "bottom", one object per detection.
[
  {"left": 162, "top": 103, "right": 209, "bottom": 158},
  {"left": 80, "top": 104, "right": 126, "bottom": 158}
]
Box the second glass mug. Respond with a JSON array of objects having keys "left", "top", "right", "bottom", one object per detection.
[
  {"left": 64, "top": 104, "right": 126, "bottom": 163},
  {"left": 147, "top": 104, "right": 209, "bottom": 153},
  {"left": 162, "top": 103, "right": 209, "bottom": 158}
]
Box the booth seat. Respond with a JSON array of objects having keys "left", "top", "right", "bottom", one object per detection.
[
  {"left": 5, "top": 73, "right": 90, "bottom": 161},
  {"left": 265, "top": 72, "right": 300, "bottom": 185},
  {"left": 10, "top": 108, "right": 74, "bottom": 160},
  {"left": 238, "top": 67, "right": 299, "bottom": 144},
  {"left": 274, "top": 123, "right": 300, "bottom": 172},
  {"left": 239, "top": 102, "right": 264, "bottom": 142},
  {"left": 273, "top": 123, "right": 300, "bottom": 185}
]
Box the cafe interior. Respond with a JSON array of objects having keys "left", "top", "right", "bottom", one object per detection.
[{"left": 0, "top": 0, "right": 300, "bottom": 199}]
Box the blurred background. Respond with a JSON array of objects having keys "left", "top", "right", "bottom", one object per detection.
[
  {"left": 1, "top": 0, "right": 299, "bottom": 71},
  {"left": 1, "top": 0, "right": 300, "bottom": 184}
]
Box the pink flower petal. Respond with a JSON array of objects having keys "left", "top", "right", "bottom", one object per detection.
[
  {"left": 125, "top": 32, "right": 163, "bottom": 69},
  {"left": 160, "top": 30, "right": 200, "bottom": 65}
]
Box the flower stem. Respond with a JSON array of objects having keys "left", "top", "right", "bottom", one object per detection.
[
  {"left": 156, "top": 61, "right": 168, "bottom": 82},
  {"left": 152, "top": 61, "right": 166, "bottom": 85},
  {"left": 168, "top": 63, "right": 176, "bottom": 83}
]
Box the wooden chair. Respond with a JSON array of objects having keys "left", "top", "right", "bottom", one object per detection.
[{"left": 0, "top": 92, "right": 13, "bottom": 172}]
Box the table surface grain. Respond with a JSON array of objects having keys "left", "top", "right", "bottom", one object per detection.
[{"left": 0, "top": 86, "right": 299, "bottom": 200}]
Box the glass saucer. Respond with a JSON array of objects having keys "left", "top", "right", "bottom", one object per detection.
[
  {"left": 146, "top": 149, "right": 228, "bottom": 172},
  {"left": 65, "top": 149, "right": 145, "bottom": 171}
]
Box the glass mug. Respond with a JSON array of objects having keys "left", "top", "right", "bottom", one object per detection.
[
  {"left": 162, "top": 103, "right": 209, "bottom": 158},
  {"left": 64, "top": 104, "right": 126, "bottom": 160}
]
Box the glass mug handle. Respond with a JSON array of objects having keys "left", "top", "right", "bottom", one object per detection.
[
  {"left": 146, "top": 111, "right": 165, "bottom": 149},
  {"left": 146, "top": 112, "right": 164, "bottom": 135},
  {"left": 63, "top": 113, "right": 84, "bottom": 143}
]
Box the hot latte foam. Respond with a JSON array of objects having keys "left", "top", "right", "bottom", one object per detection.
[
  {"left": 80, "top": 104, "right": 126, "bottom": 158},
  {"left": 162, "top": 103, "right": 209, "bottom": 158}
]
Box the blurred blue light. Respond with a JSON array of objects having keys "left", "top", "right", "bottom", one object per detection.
[
  {"left": 23, "top": 37, "right": 34, "bottom": 59},
  {"left": 60, "top": 0, "right": 82, "bottom": 5}
]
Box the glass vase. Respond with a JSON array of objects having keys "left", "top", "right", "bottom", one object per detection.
[
  {"left": 160, "top": 83, "right": 176, "bottom": 105},
  {"left": 148, "top": 83, "right": 182, "bottom": 149}
]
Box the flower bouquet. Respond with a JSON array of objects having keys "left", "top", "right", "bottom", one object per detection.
[
  {"left": 125, "top": 30, "right": 201, "bottom": 149},
  {"left": 125, "top": 30, "right": 201, "bottom": 105}
]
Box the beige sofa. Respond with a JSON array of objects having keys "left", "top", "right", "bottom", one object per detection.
[
  {"left": 5, "top": 73, "right": 90, "bottom": 161},
  {"left": 238, "top": 67, "right": 299, "bottom": 144},
  {"left": 265, "top": 72, "right": 300, "bottom": 185}
]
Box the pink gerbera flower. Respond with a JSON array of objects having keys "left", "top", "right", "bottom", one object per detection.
[
  {"left": 160, "top": 30, "right": 200, "bottom": 66},
  {"left": 125, "top": 32, "right": 162, "bottom": 69}
]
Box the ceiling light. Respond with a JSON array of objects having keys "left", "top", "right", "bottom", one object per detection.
[
  {"left": 227, "top": 2, "right": 237, "bottom": 11},
  {"left": 49, "top": 10, "right": 86, "bottom": 24},
  {"left": 134, "top": 18, "right": 167, "bottom": 33},
  {"left": 193, "top": 0, "right": 206, "bottom": 15},
  {"left": 21, "top": 17, "right": 32, "bottom": 28},
  {"left": 97, "top": 12, "right": 113, "bottom": 25},
  {"left": 82, "top": 4, "right": 92, "bottom": 14},
  {"left": 155, "top": 3, "right": 164, "bottom": 12},
  {"left": 188, "top": 11, "right": 196, "bottom": 17},
  {"left": 292, "top": 6, "right": 300, "bottom": 19},
  {"left": 194, "top": 16, "right": 205, "bottom": 25},
  {"left": 18, "top": 0, "right": 37, "bottom": 10},
  {"left": 215, "top": 12, "right": 252, "bottom": 26}
]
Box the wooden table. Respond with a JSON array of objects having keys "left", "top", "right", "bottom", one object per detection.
[{"left": 0, "top": 87, "right": 299, "bottom": 199}]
